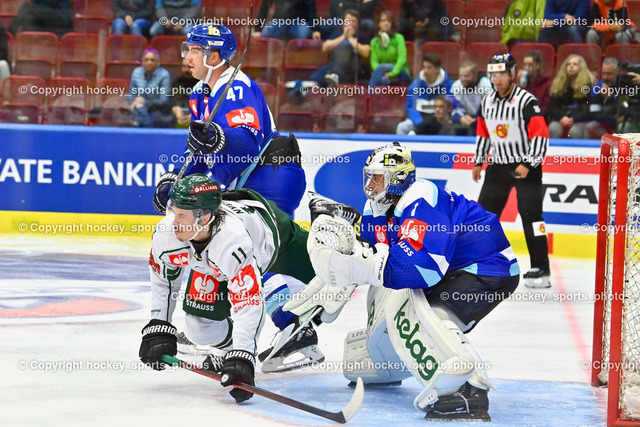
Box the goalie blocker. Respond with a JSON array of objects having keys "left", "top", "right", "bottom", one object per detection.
[{"left": 296, "top": 143, "right": 520, "bottom": 421}]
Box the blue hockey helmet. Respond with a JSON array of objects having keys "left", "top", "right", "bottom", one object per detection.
[{"left": 182, "top": 24, "right": 237, "bottom": 63}]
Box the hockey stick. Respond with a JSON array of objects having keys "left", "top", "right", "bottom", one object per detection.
[
  {"left": 161, "top": 355, "right": 365, "bottom": 424},
  {"left": 174, "top": 5, "right": 254, "bottom": 183}
]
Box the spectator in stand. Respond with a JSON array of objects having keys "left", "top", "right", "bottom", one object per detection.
[
  {"left": 516, "top": 50, "right": 552, "bottom": 117},
  {"left": 328, "top": 0, "right": 380, "bottom": 41},
  {"left": 253, "top": 0, "right": 321, "bottom": 41},
  {"left": 396, "top": 52, "right": 452, "bottom": 135},
  {"left": 538, "top": 0, "right": 591, "bottom": 49},
  {"left": 398, "top": 0, "right": 452, "bottom": 47},
  {"left": 112, "top": 0, "right": 154, "bottom": 36},
  {"left": 368, "top": 10, "right": 411, "bottom": 87},
  {"left": 149, "top": 0, "right": 201, "bottom": 37},
  {"left": 586, "top": 0, "right": 636, "bottom": 48},
  {"left": 450, "top": 60, "right": 492, "bottom": 136},
  {"left": 8, "top": 0, "right": 72, "bottom": 37},
  {"left": 586, "top": 57, "right": 621, "bottom": 138},
  {"left": 128, "top": 48, "right": 174, "bottom": 128},
  {"left": 0, "top": 22, "right": 10, "bottom": 86},
  {"left": 171, "top": 57, "right": 198, "bottom": 128},
  {"left": 547, "top": 54, "right": 596, "bottom": 138},
  {"left": 501, "top": 0, "right": 546, "bottom": 49},
  {"left": 420, "top": 95, "right": 457, "bottom": 135},
  {"left": 309, "top": 9, "right": 371, "bottom": 87}
]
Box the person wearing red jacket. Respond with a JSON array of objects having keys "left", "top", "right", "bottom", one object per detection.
[{"left": 515, "top": 50, "right": 552, "bottom": 117}]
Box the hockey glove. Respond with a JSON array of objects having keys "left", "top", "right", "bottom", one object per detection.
[
  {"left": 139, "top": 319, "right": 178, "bottom": 371},
  {"left": 310, "top": 239, "right": 389, "bottom": 288},
  {"left": 153, "top": 171, "right": 177, "bottom": 213},
  {"left": 187, "top": 120, "right": 226, "bottom": 155},
  {"left": 220, "top": 350, "right": 255, "bottom": 403}
]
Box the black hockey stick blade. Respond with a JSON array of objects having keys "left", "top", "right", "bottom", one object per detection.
[
  {"left": 175, "top": 4, "right": 254, "bottom": 183},
  {"left": 162, "top": 355, "right": 364, "bottom": 423}
]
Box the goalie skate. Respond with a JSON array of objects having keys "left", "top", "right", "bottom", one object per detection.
[
  {"left": 177, "top": 332, "right": 219, "bottom": 356},
  {"left": 308, "top": 191, "right": 361, "bottom": 226},
  {"left": 258, "top": 324, "right": 325, "bottom": 373},
  {"left": 424, "top": 382, "right": 491, "bottom": 422},
  {"left": 523, "top": 268, "right": 551, "bottom": 289}
]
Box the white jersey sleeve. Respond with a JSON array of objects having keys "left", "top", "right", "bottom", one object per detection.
[{"left": 148, "top": 214, "right": 189, "bottom": 322}]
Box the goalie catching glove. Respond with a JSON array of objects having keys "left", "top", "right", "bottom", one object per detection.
[
  {"left": 308, "top": 215, "right": 389, "bottom": 288},
  {"left": 187, "top": 120, "right": 226, "bottom": 155},
  {"left": 220, "top": 350, "right": 255, "bottom": 403},
  {"left": 139, "top": 319, "right": 177, "bottom": 370}
]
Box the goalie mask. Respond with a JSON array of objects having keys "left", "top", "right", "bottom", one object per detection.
[
  {"left": 363, "top": 142, "right": 416, "bottom": 217},
  {"left": 171, "top": 174, "right": 222, "bottom": 240},
  {"left": 182, "top": 24, "right": 237, "bottom": 82}
]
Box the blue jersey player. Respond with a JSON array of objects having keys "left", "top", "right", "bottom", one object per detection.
[
  {"left": 153, "top": 24, "right": 306, "bottom": 217},
  {"left": 287, "top": 142, "right": 520, "bottom": 421}
]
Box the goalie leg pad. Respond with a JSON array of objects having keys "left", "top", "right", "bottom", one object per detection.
[
  {"left": 384, "top": 289, "right": 478, "bottom": 411},
  {"left": 344, "top": 287, "right": 412, "bottom": 384}
]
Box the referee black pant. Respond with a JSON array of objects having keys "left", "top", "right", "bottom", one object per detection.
[{"left": 477, "top": 164, "right": 550, "bottom": 272}]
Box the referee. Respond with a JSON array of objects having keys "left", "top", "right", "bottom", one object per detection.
[{"left": 473, "top": 53, "right": 551, "bottom": 288}]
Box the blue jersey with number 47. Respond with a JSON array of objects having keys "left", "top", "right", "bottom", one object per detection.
[
  {"left": 185, "top": 67, "right": 279, "bottom": 190},
  {"left": 360, "top": 179, "right": 520, "bottom": 290}
]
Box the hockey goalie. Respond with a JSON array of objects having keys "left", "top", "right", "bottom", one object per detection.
[{"left": 285, "top": 142, "right": 520, "bottom": 421}]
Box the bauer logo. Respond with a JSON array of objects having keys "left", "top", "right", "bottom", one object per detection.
[{"left": 169, "top": 252, "right": 190, "bottom": 266}]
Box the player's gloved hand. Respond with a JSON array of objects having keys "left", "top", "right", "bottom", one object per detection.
[
  {"left": 139, "top": 319, "right": 177, "bottom": 371},
  {"left": 153, "top": 171, "right": 177, "bottom": 213},
  {"left": 220, "top": 350, "right": 255, "bottom": 403},
  {"left": 187, "top": 120, "right": 226, "bottom": 155}
]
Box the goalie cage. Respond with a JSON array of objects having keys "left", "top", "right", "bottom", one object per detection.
[{"left": 592, "top": 133, "right": 640, "bottom": 426}]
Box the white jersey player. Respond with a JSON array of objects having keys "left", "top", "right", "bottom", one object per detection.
[{"left": 139, "top": 174, "right": 320, "bottom": 403}]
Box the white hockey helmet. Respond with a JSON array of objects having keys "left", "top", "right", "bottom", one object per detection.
[{"left": 363, "top": 142, "right": 416, "bottom": 216}]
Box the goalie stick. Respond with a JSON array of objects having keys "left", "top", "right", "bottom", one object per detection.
[
  {"left": 161, "top": 355, "right": 365, "bottom": 424},
  {"left": 174, "top": 5, "right": 254, "bottom": 183}
]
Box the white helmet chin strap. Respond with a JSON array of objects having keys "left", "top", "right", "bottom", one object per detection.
[
  {"left": 188, "top": 213, "right": 216, "bottom": 241},
  {"left": 203, "top": 54, "right": 227, "bottom": 86}
]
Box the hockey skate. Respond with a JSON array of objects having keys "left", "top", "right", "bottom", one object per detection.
[
  {"left": 177, "top": 331, "right": 219, "bottom": 356},
  {"left": 201, "top": 354, "right": 224, "bottom": 374},
  {"left": 523, "top": 268, "right": 551, "bottom": 288},
  {"left": 258, "top": 324, "right": 325, "bottom": 373},
  {"left": 424, "top": 382, "right": 491, "bottom": 422}
]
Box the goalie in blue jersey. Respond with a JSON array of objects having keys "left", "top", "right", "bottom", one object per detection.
[
  {"left": 285, "top": 142, "right": 520, "bottom": 421},
  {"left": 153, "top": 23, "right": 306, "bottom": 218}
]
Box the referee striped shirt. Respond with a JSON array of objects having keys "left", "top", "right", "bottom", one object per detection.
[{"left": 474, "top": 85, "right": 549, "bottom": 168}]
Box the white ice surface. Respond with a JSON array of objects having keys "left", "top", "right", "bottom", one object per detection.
[{"left": 0, "top": 235, "right": 607, "bottom": 426}]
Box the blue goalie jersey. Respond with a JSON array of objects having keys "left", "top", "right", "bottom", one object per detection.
[
  {"left": 360, "top": 180, "right": 520, "bottom": 290},
  {"left": 185, "top": 67, "right": 279, "bottom": 190}
]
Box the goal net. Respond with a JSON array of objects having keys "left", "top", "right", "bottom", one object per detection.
[{"left": 592, "top": 133, "right": 640, "bottom": 426}]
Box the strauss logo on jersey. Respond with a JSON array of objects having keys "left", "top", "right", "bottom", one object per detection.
[
  {"left": 493, "top": 124, "right": 509, "bottom": 138},
  {"left": 225, "top": 107, "right": 260, "bottom": 130}
]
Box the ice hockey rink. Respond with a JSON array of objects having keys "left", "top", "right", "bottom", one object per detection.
[{"left": 1, "top": 233, "right": 607, "bottom": 427}]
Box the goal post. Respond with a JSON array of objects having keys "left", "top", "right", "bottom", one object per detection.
[{"left": 592, "top": 133, "right": 640, "bottom": 426}]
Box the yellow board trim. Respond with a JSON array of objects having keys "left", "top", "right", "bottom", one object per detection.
[{"left": 0, "top": 211, "right": 597, "bottom": 259}]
